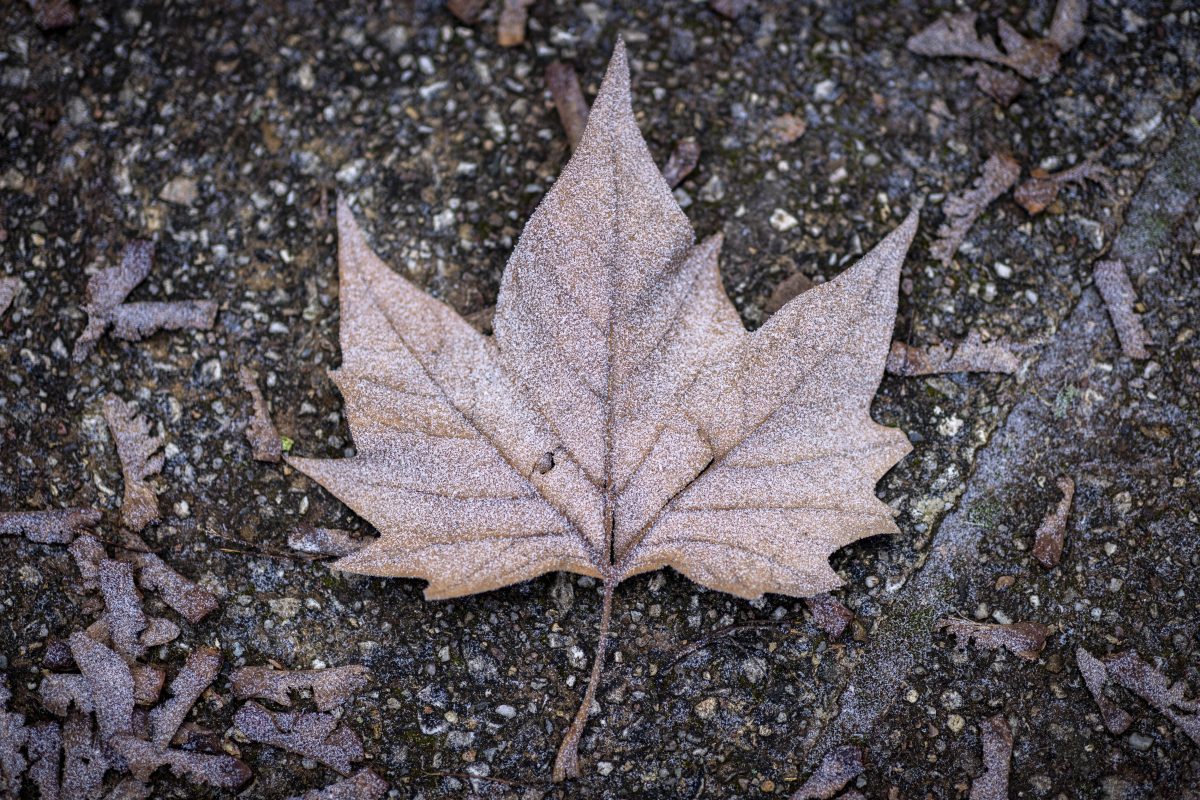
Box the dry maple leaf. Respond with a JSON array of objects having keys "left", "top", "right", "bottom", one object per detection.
[{"left": 289, "top": 41, "right": 917, "bottom": 779}]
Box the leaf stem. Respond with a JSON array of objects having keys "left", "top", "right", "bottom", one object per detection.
[{"left": 552, "top": 578, "right": 615, "bottom": 782}]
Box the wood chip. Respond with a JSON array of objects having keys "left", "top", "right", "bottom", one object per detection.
[
  {"left": 1094, "top": 259, "right": 1151, "bottom": 359},
  {"left": 287, "top": 769, "right": 390, "bottom": 800},
  {"left": 969, "top": 714, "right": 1012, "bottom": 800},
  {"left": 234, "top": 701, "right": 364, "bottom": 775},
  {"left": 661, "top": 141, "right": 701, "bottom": 189},
  {"left": 240, "top": 366, "right": 282, "bottom": 462},
  {"left": 790, "top": 745, "right": 863, "bottom": 800},
  {"left": 930, "top": 153, "right": 1020, "bottom": 267},
  {"left": 887, "top": 331, "right": 1020, "bottom": 376},
  {"left": 230, "top": 664, "right": 371, "bottom": 712},
  {"left": 0, "top": 508, "right": 100, "bottom": 544},
  {"left": 103, "top": 395, "right": 165, "bottom": 531},
  {"left": 545, "top": 62, "right": 589, "bottom": 151},
  {"left": 936, "top": 618, "right": 1049, "bottom": 661},
  {"left": 1075, "top": 646, "right": 1133, "bottom": 734},
  {"left": 496, "top": 0, "right": 534, "bottom": 47}
]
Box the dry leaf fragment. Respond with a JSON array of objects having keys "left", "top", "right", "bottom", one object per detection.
[
  {"left": 68, "top": 632, "right": 135, "bottom": 743},
  {"left": 111, "top": 735, "right": 252, "bottom": 789},
  {"left": 39, "top": 674, "right": 94, "bottom": 716},
  {"left": 1031, "top": 476, "right": 1074, "bottom": 568},
  {"left": 0, "top": 277, "right": 19, "bottom": 319},
  {"left": 962, "top": 63, "right": 1024, "bottom": 106},
  {"left": 930, "top": 153, "right": 1020, "bottom": 267},
  {"left": 1014, "top": 160, "right": 1112, "bottom": 215},
  {"left": 117, "top": 543, "right": 220, "bottom": 624},
  {"left": 970, "top": 714, "right": 1013, "bottom": 800},
  {"left": 105, "top": 777, "right": 152, "bottom": 800},
  {"left": 290, "top": 42, "right": 917, "bottom": 779},
  {"left": 887, "top": 331, "right": 1020, "bottom": 376},
  {"left": 936, "top": 618, "right": 1049, "bottom": 661},
  {"left": 240, "top": 366, "right": 283, "bottom": 462},
  {"left": 0, "top": 507, "right": 100, "bottom": 544},
  {"left": 234, "top": 701, "right": 364, "bottom": 775},
  {"left": 1093, "top": 260, "right": 1151, "bottom": 359},
  {"left": 790, "top": 745, "right": 863, "bottom": 800},
  {"left": 287, "top": 525, "right": 367, "bottom": 558},
  {"left": 148, "top": 648, "right": 222, "bottom": 749},
  {"left": 70, "top": 534, "right": 108, "bottom": 590},
  {"left": 546, "top": 62, "right": 589, "bottom": 152},
  {"left": 73, "top": 241, "right": 217, "bottom": 362},
  {"left": 103, "top": 395, "right": 165, "bottom": 532},
  {"left": 1075, "top": 647, "right": 1133, "bottom": 734},
  {"left": 661, "top": 141, "right": 701, "bottom": 189},
  {"left": 805, "top": 593, "right": 854, "bottom": 638},
  {"left": 1104, "top": 650, "right": 1200, "bottom": 746},
  {"left": 907, "top": 0, "right": 1088, "bottom": 82},
  {"left": 497, "top": 0, "right": 534, "bottom": 47},
  {"left": 0, "top": 677, "right": 28, "bottom": 796},
  {"left": 61, "top": 713, "right": 109, "bottom": 800},
  {"left": 27, "top": 721, "right": 62, "bottom": 800},
  {"left": 99, "top": 559, "right": 152, "bottom": 659},
  {"left": 287, "top": 768, "right": 390, "bottom": 800},
  {"left": 764, "top": 272, "right": 815, "bottom": 316},
  {"left": 230, "top": 664, "right": 371, "bottom": 712},
  {"left": 445, "top": 0, "right": 486, "bottom": 25}
]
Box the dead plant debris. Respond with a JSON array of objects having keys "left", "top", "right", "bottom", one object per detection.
[
  {"left": 1031, "top": 476, "right": 1074, "bottom": 568},
  {"left": 887, "top": 331, "right": 1020, "bottom": 376},
  {"left": 936, "top": 618, "right": 1050, "bottom": 661},
  {"left": 970, "top": 714, "right": 1013, "bottom": 800},
  {"left": 1093, "top": 259, "right": 1151, "bottom": 359},
  {"left": 102, "top": 395, "right": 165, "bottom": 532},
  {"left": 930, "top": 153, "right": 1020, "bottom": 267},
  {"left": 0, "top": 508, "right": 100, "bottom": 544},
  {"left": 240, "top": 366, "right": 283, "bottom": 463},
  {"left": 230, "top": 664, "right": 371, "bottom": 712}
]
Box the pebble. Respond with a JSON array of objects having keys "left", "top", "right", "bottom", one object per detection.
[
  {"left": 694, "top": 697, "right": 718, "bottom": 720},
  {"left": 994, "top": 262, "right": 1013, "bottom": 279},
  {"left": 160, "top": 177, "right": 198, "bottom": 206},
  {"left": 495, "top": 704, "right": 517, "bottom": 719},
  {"left": 813, "top": 79, "right": 838, "bottom": 102},
  {"left": 1128, "top": 733, "right": 1153, "bottom": 751},
  {"left": 769, "top": 208, "right": 799, "bottom": 232}
]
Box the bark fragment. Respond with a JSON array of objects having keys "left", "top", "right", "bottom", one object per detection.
[{"left": 1031, "top": 476, "right": 1074, "bottom": 568}]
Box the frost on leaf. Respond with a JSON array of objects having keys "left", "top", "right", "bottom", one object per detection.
[
  {"left": 1014, "top": 159, "right": 1112, "bottom": 215},
  {"left": 0, "top": 507, "right": 100, "bottom": 544},
  {"left": 234, "top": 701, "right": 365, "bottom": 775},
  {"left": 115, "top": 532, "right": 220, "bottom": 624},
  {"left": 970, "top": 714, "right": 1013, "bottom": 800},
  {"left": 27, "top": 721, "right": 62, "bottom": 800},
  {"left": 1075, "top": 647, "right": 1133, "bottom": 734},
  {"left": 288, "top": 41, "right": 917, "bottom": 779},
  {"left": 936, "top": 618, "right": 1049, "bottom": 661},
  {"left": 240, "top": 366, "right": 282, "bottom": 462},
  {"left": 288, "top": 524, "right": 367, "bottom": 559},
  {"left": 1103, "top": 650, "right": 1200, "bottom": 746},
  {"left": 930, "top": 153, "right": 1020, "bottom": 267},
  {"left": 0, "top": 276, "right": 19, "bottom": 319},
  {"left": 791, "top": 745, "right": 863, "bottom": 800},
  {"left": 805, "top": 593, "right": 854, "bottom": 638},
  {"left": 72, "top": 240, "right": 217, "bottom": 362},
  {"left": 231, "top": 664, "right": 371, "bottom": 712},
  {"left": 887, "top": 331, "right": 1020, "bottom": 376},
  {"left": 103, "top": 395, "right": 165, "bottom": 531},
  {"left": 1031, "top": 476, "right": 1074, "bottom": 568},
  {"left": 148, "top": 648, "right": 222, "bottom": 749},
  {"left": 287, "top": 769, "right": 390, "bottom": 800},
  {"left": 1094, "top": 259, "right": 1151, "bottom": 359},
  {"left": 0, "top": 676, "right": 29, "bottom": 796}
]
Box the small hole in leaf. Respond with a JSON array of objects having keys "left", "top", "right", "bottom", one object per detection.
[{"left": 535, "top": 452, "right": 555, "bottom": 474}]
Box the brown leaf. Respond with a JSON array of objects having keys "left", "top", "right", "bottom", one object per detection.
[
  {"left": 496, "top": 0, "right": 534, "bottom": 47},
  {"left": 61, "top": 713, "right": 109, "bottom": 800},
  {"left": 546, "top": 62, "right": 589, "bottom": 152},
  {"left": 1093, "top": 259, "right": 1151, "bottom": 359},
  {"left": 790, "top": 745, "right": 863, "bottom": 800},
  {"left": 289, "top": 42, "right": 917, "bottom": 778},
  {"left": 68, "top": 632, "right": 134, "bottom": 743},
  {"left": 962, "top": 63, "right": 1024, "bottom": 106},
  {"left": 73, "top": 241, "right": 217, "bottom": 362},
  {"left": 1075, "top": 646, "right": 1133, "bottom": 734},
  {"left": 661, "top": 141, "right": 701, "bottom": 189},
  {"left": 1014, "top": 159, "right": 1111, "bottom": 215},
  {"left": 1031, "top": 476, "right": 1074, "bottom": 568},
  {"left": 240, "top": 366, "right": 282, "bottom": 462},
  {"left": 234, "top": 701, "right": 364, "bottom": 775},
  {"left": 70, "top": 534, "right": 108, "bottom": 590},
  {"left": 148, "top": 648, "right": 222, "bottom": 749},
  {"left": 0, "top": 677, "right": 28, "bottom": 796},
  {"left": 286, "top": 768, "right": 390, "bottom": 800},
  {"left": 98, "top": 559, "right": 152, "bottom": 659},
  {"left": 970, "top": 714, "right": 1012, "bottom": 800},
  {"left": 287, "top": 524, "right": 367, "bottom": 559},
  {"left": 0, "top": 276, "right": 19, "bottom": 319},
  {"left": 930, "top": 153, "right": 1020, "bottom": 267},
  {"left": 887, "top": 331, "right": 1020, "bottom": 376},
  {"left": 230, "top": 664, "right": 371, "bottom": 712},
  {"left": 936, "top": 618, "right": 1049, "bottom": 661},
  {"left": 805, "top": 593, "right": 854, "bottom": 638},
  {"left": 116, "top": 538, "right": 220, "bottom": 624},
  {"left": 0, "top": 507, "right": 100, "bottom": 544},
  {"left": 103, "top": 395, "right": 165, "bottom": 532},
  {"left": 111, "top": 735, "right": 252, "bottom": 789},
  {"left": 27, "top": 721, "right": 62, "bottom": 800}
]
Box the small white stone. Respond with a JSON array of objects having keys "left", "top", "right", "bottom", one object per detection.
[
  {"left": 813, "top": 79, "right": 838, "bottom": 101},
  {"left": 769, "top": 208, "right": 799, "bottom": 232},
  {"left": 993, "top": 262, "right": 1013, "bottom": 279}
]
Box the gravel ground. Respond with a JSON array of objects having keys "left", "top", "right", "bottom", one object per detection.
[{"left": 2, "top": 1, "right": 1198, "bottom": 798}]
